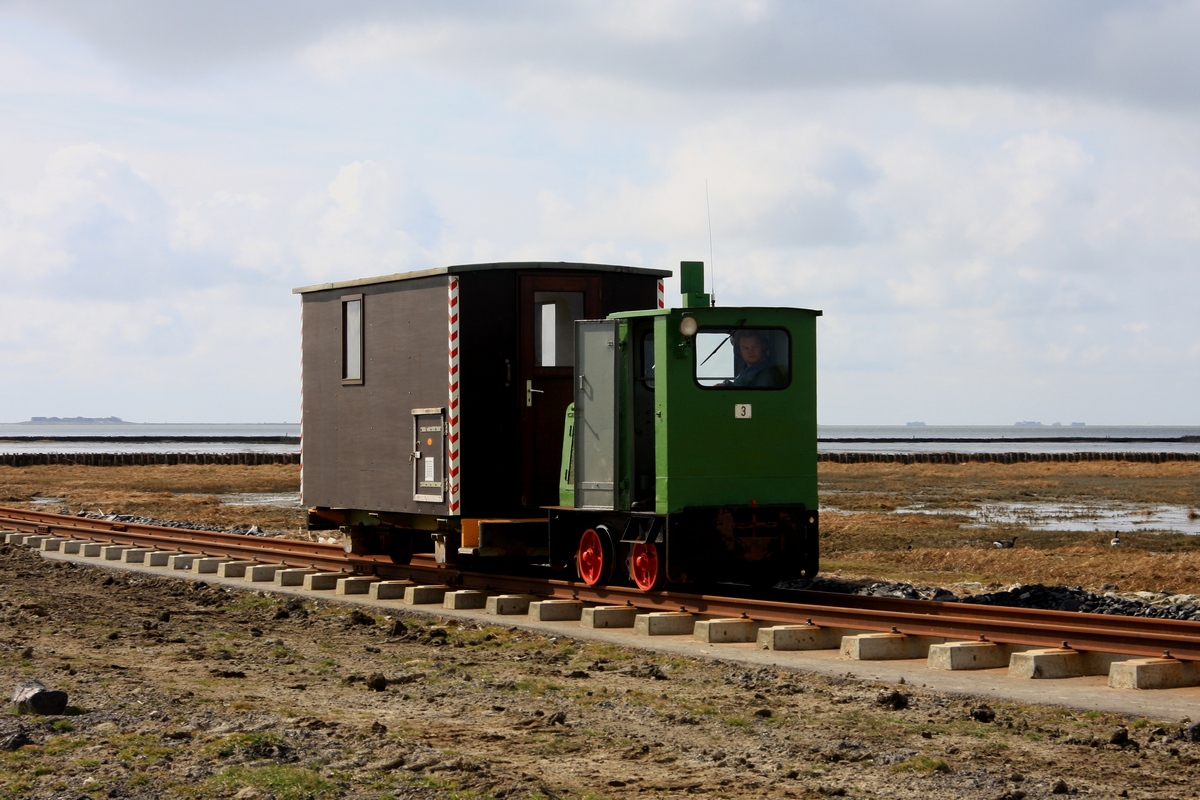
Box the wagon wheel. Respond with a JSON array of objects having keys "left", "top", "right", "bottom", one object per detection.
[
  {"left": 576, "top": 526, "right": 615, "bottom": 586},
  {"left": 341, "top": 526, "right": 372, "bottom": 555},
  {"left": 387, "top": 532, "right": 413, "bottom": 565},
  {"left": 628, "top": 541, "right": 665, "bottom": 592},
  {"left": 801, "top": 550, "right": 819, "bottom": 581}
]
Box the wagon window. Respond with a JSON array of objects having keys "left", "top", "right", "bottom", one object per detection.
[
  {"left": 534, "top": 291, "right": 584, "bottom": 367},
  {"left": 695, "top": 327, "right": 790, "bottom": 389},
  {"left": 342, "top": 294, "right": 363, "bottom": 384}
]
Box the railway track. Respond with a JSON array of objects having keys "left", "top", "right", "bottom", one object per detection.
[{"left": 4, "top": 505, "right": 1200, "bottom": 693}]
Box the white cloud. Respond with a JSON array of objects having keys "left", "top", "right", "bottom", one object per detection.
[
  {"left": 1, "top": 3, "right": 1199, "bottom": 423},
  {"left": 0, "top": 144, "right": 175, "bottom": 294}
]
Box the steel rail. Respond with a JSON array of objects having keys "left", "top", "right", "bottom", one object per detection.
[
  {"left": 5, "top": 506, "right": 1200, "bottom": 661},
  {"left": 783, "top": 588, "right": 1200, "bottom": 641},
  {"left": 385, "top": 567, "right": 1200, "bottom": 661},
  {"left": 0, "top": 506, "right": 357, "bottom": 573}
]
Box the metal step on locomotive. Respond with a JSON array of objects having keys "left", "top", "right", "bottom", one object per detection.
[{"left": 294, "top": 260, "right": 820, "bottom": 590}]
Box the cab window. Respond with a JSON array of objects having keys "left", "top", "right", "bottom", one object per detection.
[{"left": 695, "top": 327, "right": 790, "bottom": 389}]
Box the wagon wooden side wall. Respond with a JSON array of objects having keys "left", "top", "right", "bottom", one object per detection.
[{"left": 298, "top": 274, "right": 448, "bottom": 516}]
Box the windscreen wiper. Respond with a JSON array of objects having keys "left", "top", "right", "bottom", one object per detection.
[{"left": 698, "top": 319, "right": 746, "bottom": 367}]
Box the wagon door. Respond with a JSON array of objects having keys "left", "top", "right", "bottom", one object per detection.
[{"left": 517, "top": 274, "right": 602, "bottom": 508}]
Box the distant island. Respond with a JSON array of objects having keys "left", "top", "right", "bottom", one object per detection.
[
  {"left": 905, "top": 421, "right": 926, "bottom": 426},
  {"left": 21, "top": 416, "right": 127, "bottom": 424}
]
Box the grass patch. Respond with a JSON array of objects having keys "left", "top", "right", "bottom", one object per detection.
[
  {"left": 204, "top": 764, "right": 337, "bottom": 800},
  {"left": 204, "top": 731, "right": 288, "bottom": 760},
  {"left": 41, "top": 735, "right": 89, "bottom": 756},
  {"left": 111, "top": 733, "right": 179, "bottom": 764},
  {"left": 394, "top": 773, "right": 505, "bottom": 799},
  {"left": 270, "top": 644, "right": 297, "bottom": 660},
  {"left": 227, "top": 593, "right": 281, "bottom": 612},
  {"left": 890, "top": 754, "right": 952, "bottom": 774},
  {"left": 529, "top": 732, "right": 587, "bottom": 755},
  {"left": 0, "top": 779, "right": 36, "bottom": 799}
]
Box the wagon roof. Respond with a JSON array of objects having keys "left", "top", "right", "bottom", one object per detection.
[{"left": 292, "top": 261, "right": 672, "bottom": 294}]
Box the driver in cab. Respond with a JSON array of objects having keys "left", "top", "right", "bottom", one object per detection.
[{"left": 729, "top": 331, "right": 783, "bottom": 388}]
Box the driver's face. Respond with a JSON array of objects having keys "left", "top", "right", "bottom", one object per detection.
[{"left": 738, "top": 336, "right": 765, "bottom": 365}]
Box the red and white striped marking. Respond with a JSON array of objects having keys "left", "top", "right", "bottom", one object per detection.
[
  {"left": 298, "top": 301, "right": 305, "bottom": 504},
  {"left": 657, "top": 279, "right": 665, "bottom": 309},
  {"left": 446, "top": 276, "right": 461, "bottom": 514}
]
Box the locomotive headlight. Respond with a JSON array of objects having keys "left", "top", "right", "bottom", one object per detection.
[{"left": 679, "top": 315, "right": 698, "bottom": 338}]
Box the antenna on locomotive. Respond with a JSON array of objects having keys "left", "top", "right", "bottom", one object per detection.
[{"left": 706, "top": 179, "right": 716, "bottom": 306}]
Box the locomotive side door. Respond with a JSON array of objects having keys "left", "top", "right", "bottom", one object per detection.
[
  {"left": 573, "top": 319, "right": 619, "bottom": 510},
  {"left": 517, "top": 274, "right": 602, "bottom": 509}
]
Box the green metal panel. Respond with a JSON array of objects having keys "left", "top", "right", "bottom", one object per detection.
[
  {"left": 607, "top": 306, "right": 820, "bottom": 515},
  {"left": 679, "top": 261, "right": 710, "bottom": 309},
  {"left": 558, "top": 404, "right": 575, "bottom": 507}
]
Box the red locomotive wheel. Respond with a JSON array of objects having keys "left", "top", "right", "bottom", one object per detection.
[
  {"left": 628, "top": 541, "right": 664, "bottom": 591},
  {"left": 576, "top": 527, "right": 614, "bottom": 586}
]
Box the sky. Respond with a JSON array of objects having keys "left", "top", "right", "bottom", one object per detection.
[{"left": 1, "top": 1, "right": 1198, "bottom": 425}]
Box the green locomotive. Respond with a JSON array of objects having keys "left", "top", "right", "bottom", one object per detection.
[{"left": 550, "top": 261, "right": 821, "bottom": 589}]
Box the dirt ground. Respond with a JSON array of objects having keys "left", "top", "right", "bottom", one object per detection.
[{"left": 2, "top": 462, "right": 1200, "bottom": 799}]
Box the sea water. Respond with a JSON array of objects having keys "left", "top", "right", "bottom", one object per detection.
[
  {"left": 0, "top": 422, "right": 300, "bottom": 454},
  {"left": 818, "top": 425, "right": 1200, "bottom": 454},
  {"left": 0, "top": 422, "right": 1197, "bottom": 455}
]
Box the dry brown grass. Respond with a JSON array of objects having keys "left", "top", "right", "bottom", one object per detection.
[
  {"left": 820, "top": 460, "right": 1200, "bottom": 506},
  {"left": 0, "top": 463, "right": 303, "bottom": 532},
  {"left": 820, "top": 460, "right": 1200, "bottom": 592},
  {"left": 827, "top": 546, "right": 1200, "bottom": 594}
]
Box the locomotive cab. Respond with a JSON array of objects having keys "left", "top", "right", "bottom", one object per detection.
[{"left": 550, "top": 262, "right": 821, "bottom": 590}]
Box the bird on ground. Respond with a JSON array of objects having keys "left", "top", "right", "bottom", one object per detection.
[
  {"left": 993, "top": 536, "right": 1017, "bottom": 549},
  {"left": 904, "top": 540, "right": 913, "bottom": 551},
  {"left": 1110, "top": 535, "right": 1121, "bottom": 547}
]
